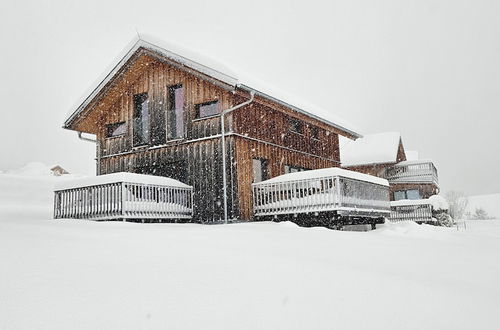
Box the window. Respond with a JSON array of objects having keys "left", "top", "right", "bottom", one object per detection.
[
  {"left": 289, "top": 118, "right": 303, "bottom": 134},
  {"left": 252, "top": 158, "right": 268, "bottom": 183},
  {"left": 106, "top": 122, "right": 126, "bottom": 138},
  {"left": 196, "top": 100, "right": 220, "bottom": 118},
  {"left": 168, "top": 85, "right": 185, "bottom": 139},
  {"left": 133, "top": 93, "right": 149, "bottom": 146},
  {"left": 311, "top": 126, "right": 320, "bottom": 140},
  {"left": 284, "top": 165, "right": 310, "bottom": 174},
  {"left": 406, "top": 189, "right": 421, "bottom": 200},
  {"left": 394, "top": 189, "right": 421, "bottom": 201}
]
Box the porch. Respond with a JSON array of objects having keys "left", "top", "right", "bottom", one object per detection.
[
  {"left": 389, "top": 199, "right": 434, "bottom": 223},
  {"left": 252, "top": 167, "right": 390, "bottom": 218},
  {"left": 384, "top": 160, "right": 438, "bottom": 185},
  {"left": 54, "top": 173, "right": 193, "bottom": 221}
]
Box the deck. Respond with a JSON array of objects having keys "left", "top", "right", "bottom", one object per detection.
[
  {"left": 252, "top": 167, "right": 390, "bottom": 219},
  {"left": 389, "top": 199, "right": 435, "bottom": 223},
  {"left": 384, "top": 160, "right": 438, "bottom": 185},
  {"left": 54, "top": 173, "right": 193, "bottom": 221}
]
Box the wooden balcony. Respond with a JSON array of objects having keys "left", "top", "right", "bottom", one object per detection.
[
  {"left": 252, "top": 168, "right": 390, "bottom": 218},
  {"left": 389, "top": 199, "right": 434, "bottom": 223},
  {"left": 384, "top": 160, "right": 438, "bottom": 185},
  {"left": 54, "top": 173, "right": 193, "bottom": 221}
]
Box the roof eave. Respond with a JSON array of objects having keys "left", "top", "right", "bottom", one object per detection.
[{"left": 238, "top": 84, "right": 362, "bottom": 139}]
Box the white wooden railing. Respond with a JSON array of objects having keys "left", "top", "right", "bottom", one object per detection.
[
  {"left": 54, "top": 181, "right": 193, "bottom": 221},
  {"left": 253, "top": 175, "right": 390, "bottom": 217},
  {"left": 389, "top": 200, "right": 434, "bottom": 223},
  {"left": 384, "top": 160, "right": 438, "bottom": 184}
]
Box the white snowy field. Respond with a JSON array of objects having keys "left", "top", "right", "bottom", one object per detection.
[{"left": 1, "top": 166, "right": 500, "bottom": 330}]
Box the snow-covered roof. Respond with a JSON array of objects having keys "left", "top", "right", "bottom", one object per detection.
[
  {"left": 64, "top": 34, "right": 361, "bottom": 138},
  {"left": 341, "top": 132, "right": 402, "bottom": 167},
  {"left": 256, "top": 167, "right": 389, "bottom": 187},
  {"left": 395, "top": 159, "right": 434, "bottom": 167},
  {"left": 54, "top": 172, "right": 191, "bottom": 191}
]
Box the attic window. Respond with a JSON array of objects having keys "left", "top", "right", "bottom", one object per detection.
[
  {"left": 106, "top": 122, "right": 126, "bottom": 138},
  {"left": 288, "top": 118, "right": 303, "bottom": 134},
  {"left": 311, "top": 126, "right": 320, "bottom": 140},
  {"left": 196, "top": 100, "right": 220, "bottom": 118}
]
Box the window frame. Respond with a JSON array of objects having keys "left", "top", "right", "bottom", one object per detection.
[
  {"left": 252, "top": 158, "right": 269, "bottom": 183},
  {"left": 195, "top": 100, "right": 220, "bottom": 119},
  {"left": 288, "top": 117, "right": 304, "bottom": 134},
  {"left": 167, "top": 84, "right": 185, "bottom": 140},
  {"left": 132, "top": 93, "right": 150, "bottom": 147},
  {"left": 105, "top": 121, "right": 127, "bottom": 139},
  {"left": 284, "top": 165, "right": 310, "bottom": 174}
]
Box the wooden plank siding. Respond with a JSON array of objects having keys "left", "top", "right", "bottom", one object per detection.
[
  {"left": 70, "top": 51, "right": 348, "bottom": 222},
  {"left": 233, "top": 137, "right": 339, "bottom": 220}
]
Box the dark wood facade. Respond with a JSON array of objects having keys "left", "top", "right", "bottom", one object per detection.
[{"left": 65, "top": 45, "right": 354, "bottom": 222}]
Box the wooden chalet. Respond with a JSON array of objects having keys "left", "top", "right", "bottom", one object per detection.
[{"left": 63, "top": 37, "right": 361, "bottom": 223}]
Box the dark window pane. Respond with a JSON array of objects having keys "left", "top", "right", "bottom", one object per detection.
[
  {"left": 168, "top": 85, "right": 184, "bottom": 139},
  {"left": 289, "top": 118, "right": 303, "bottom": 134},
  {"left": 196, "top": 101, "right": 220, "bottom": 118},
  {"left": 311, "top": 126, "right": 320, "bottom": 139},
  {"left": 133, "top": 93, "right": 149, "bottom": 146},
  {"left": 253, "top": 158, "right": 268, "bottom": 183},
  {"left": 106, "top": 122, "right": 126, "bottom": 138},
  {"left": 284, "top": 165, "right": 310, "bottom": 174}
]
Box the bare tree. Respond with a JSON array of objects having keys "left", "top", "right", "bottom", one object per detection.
[{"left": 445, "top": 191, "right": 469, "bottom": 220}]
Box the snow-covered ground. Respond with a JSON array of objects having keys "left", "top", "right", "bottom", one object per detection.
[
  {"left": 1, "top": 165, "right": 500, "bottom": 330},
  {"left": 467, "top": 193, "right": 500, "bottom": 218}
]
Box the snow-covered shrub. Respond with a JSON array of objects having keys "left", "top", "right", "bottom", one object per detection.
[
  {"left": 445, "top": 191, "right": 469, "bottom": 220},
  {"left": 429, "top": 195, "right": 453, "bottom": 227},
  {"left": 468, "top": 208, "right": 494, "bottom": 220}
]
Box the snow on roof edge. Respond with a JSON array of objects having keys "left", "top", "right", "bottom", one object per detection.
[
  {"left": 255, "top": 167, "right": 389, "bottom": 187},
  {"left": 64, "top": 35, "right": 362, "bottom": 138},
  {"left": 54, "top": 172, "right": 191, "bottom": 191}
]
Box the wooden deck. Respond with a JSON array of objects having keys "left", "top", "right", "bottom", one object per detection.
[
  {"left": 384, "top": 160, "right": 438, "bottom": 184},
  {"left": 252, "top": 170, "right": 390, "bottom": 219},
  {"left": 54, "top": 175, "right": 193, "bottom": 221}
]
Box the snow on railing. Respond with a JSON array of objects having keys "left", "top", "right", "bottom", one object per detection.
[
  {"left": 384, "top": 160, "right": 438, "bottom": 184},
  {"left": 389, "top": 199, "right": 433, "bottom": 223},
  {"left": 252, "top": 168, "right": 390, "bottom": 217},
  {"left": 54, "top": 173, "right": 193, "bottom": 221}
]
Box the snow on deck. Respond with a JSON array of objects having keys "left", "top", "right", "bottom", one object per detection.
[
  {"left": 341, "top": 132, "right": 401, "bottom": 166},
  {"left": 54, "top": 172, "right": 190, "bottom": 191},
  {"left": 259, "top": 167, "right": 389, "bottom": 186},
  {"left": 1, "top": 169, "right": 500, "bottom": 329}
]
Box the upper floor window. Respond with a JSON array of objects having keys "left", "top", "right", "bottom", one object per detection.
[
  {"left": 284, "top": 165, "right": 310, "bottom": 174},
  {"left": 288, "top": 117, "right": 303, "bottom": 134},
  {"left": 311, "top": 126, "right": 320, "bottom": 140},
  {"left": 168, "top": 85, "right": 185, "bottom": 139},
  {"left": 106, "top": 122, "right": 126, "bottom": 138},
  {"left": 133, "top": 93, "right": 149, "bottom": 146},
  {"left": 196, "top": 100, "right": 220, "bottom": 118}
]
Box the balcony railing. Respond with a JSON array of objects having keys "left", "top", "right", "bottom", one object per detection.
[
  {"left": 54, "top": 173, "right": 193, "bottom": 221},
  {"left": 384, "top": 160, "right": 438, "bottom": 185},
  {"left": 252, "top": 168, "right": 390, "bottom": 218},
  {"left": 389, "top": 199, "right": 434, "bottom": 223}
]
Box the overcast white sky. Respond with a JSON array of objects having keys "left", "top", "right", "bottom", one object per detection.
[{"left": 0, "top": 0, "right": 499, "bottom": 195}]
